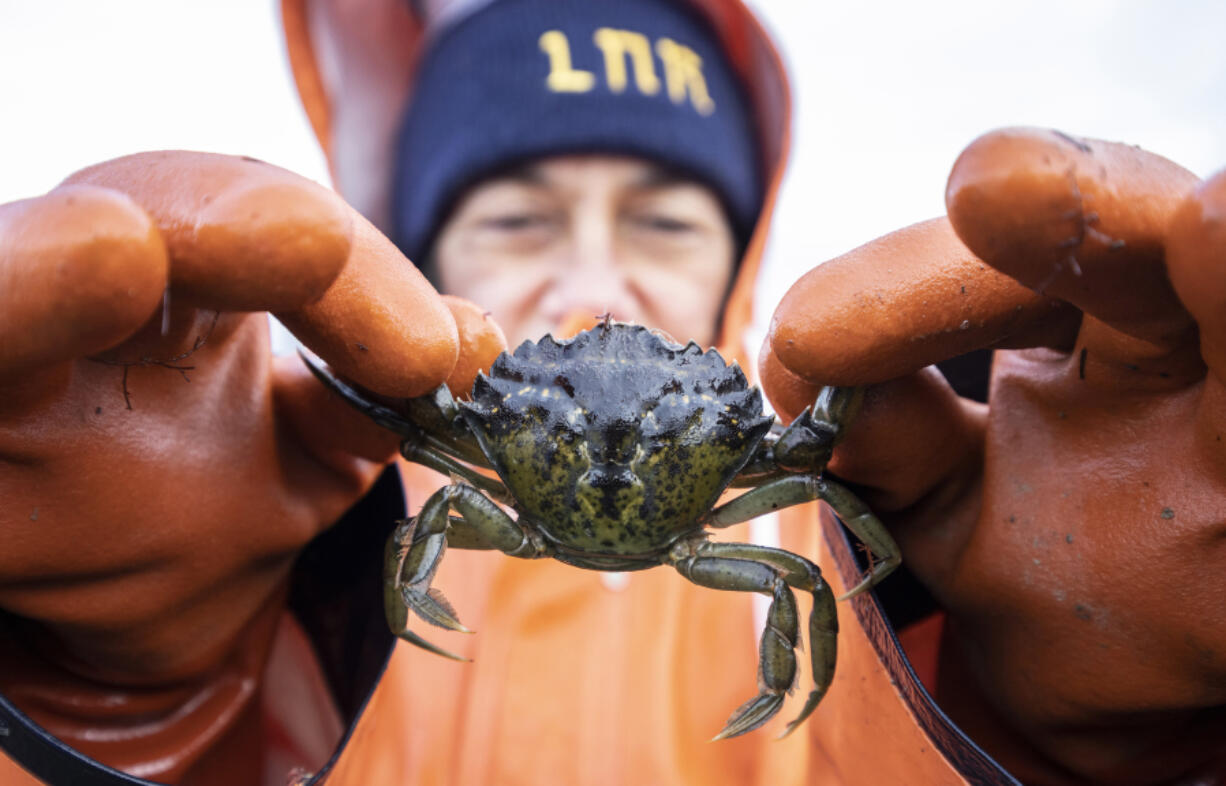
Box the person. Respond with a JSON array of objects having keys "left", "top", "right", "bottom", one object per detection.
[
  {"left": 284, "top": 0, "right": 822, "bottom": 782},
  {"left": 286, "top": 10, "right": 1226, "bottom": 780},
  {"left": 287, "top": 2, "right": 1226, "bottom": 784}
]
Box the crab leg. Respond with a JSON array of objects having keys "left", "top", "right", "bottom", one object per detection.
[
  {"left": 702, "top": 475, "right": 900, "bottom": 599},
  {"left": 671, "top": 552, "right": 807, "bottom": 740},
  {"left": 415, "top": 431, "right": 496, "bottom": 471},
  {"left": 387, "top": 483, "right": 549, "bottom": 659},
  {"left": 817, "top": 479, "right": 901, "bottom": 599},
  {"left": 402, "top": 386, "right": 497, "bottom": 469},
  {"left": 400, "top": 441, "right": 513, "bottom": 505},
  {"left": 770, "top": 386, "right": 864, "bottom": 474},
  {"left": 812, "top": 385, "right": 864, "bottom": 437},
  {"left": 301, "top": 349, "right": 420, "bottom": 435},
  {"left": 301, "top": 351, "right": 498, "bottom": 470},
  {"left": 438, "top": 515, "right": 497, "bottom": 550},
  {"left": 732, "top": 386, "right": 864, "bottom": 488},
  {"left": 414, "top": 514, "right": 530, "bottom": 551},
  {"left": 727, "top": 437, "right": 788, "bottom": 488},
  {"left": 688, "top": 541, "right": 838, "bottom": 737},
  {"left": 385, "top": 496, "right": 467, "bottom": 661}
]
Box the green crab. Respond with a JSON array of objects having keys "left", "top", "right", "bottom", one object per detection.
[{"left": 304, "top": 321, "right": 899, "bottom": 740}]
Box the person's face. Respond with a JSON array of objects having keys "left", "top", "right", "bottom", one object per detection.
[{"left": 432, "top": 155, "right": 737, "bottom": 347}]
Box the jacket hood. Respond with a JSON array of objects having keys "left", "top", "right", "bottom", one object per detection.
[{"left": 280, "top": 0, "right": 791, "bottom": 357}]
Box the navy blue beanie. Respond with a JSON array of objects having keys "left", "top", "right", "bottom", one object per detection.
[{"left": 392, "top": 0, "right": 763, "bottom": 267}]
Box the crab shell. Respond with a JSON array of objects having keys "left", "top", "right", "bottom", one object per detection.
[{"left": 459, "top": 323, "right": 774, "bottom": 562}]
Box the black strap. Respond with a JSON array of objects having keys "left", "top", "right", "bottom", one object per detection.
[
  {"left": 0, "top": 466, "right": 405, "bottom": 786},
  {"left": 0, "top": 697, "right": 153, "bottom": 786},
  {"left": 822, "top": 511, "right": 1022, "bottom": 785}
]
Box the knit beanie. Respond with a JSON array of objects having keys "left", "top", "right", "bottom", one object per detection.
[{"left": 392, "top": 0, "right": 763, "bottom": 267}]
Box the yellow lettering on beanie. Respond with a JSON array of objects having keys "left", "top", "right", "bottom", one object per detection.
[
  {"left": 593, "top": 28, "right": 660, "bottom": 95},
  {"left": 540, "top": 29, "right": 714, "bottom": 116},
  {"left": 539, "top": 30, "right": 596, "bottom": 93},
  {"left": 656, "top": 38, "right": 715, "bottom": 115}
]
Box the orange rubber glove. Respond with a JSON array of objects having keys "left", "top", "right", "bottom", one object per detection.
[
  {"left": 762, "top": 128, "right": 1226, "bottom": 785},
  {"left": 0, "top": 152, "right": 464, "bottom": 785}
]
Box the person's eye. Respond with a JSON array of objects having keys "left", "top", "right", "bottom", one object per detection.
[
  {"left": 629, "top": 213, "right": 698, "bottom": 233},
  {"left": 480, "top": 213, "right": 554, "bottom": 231}
]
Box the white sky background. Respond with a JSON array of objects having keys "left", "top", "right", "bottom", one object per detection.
[{"left": 2, "top": 1, "right": 1225, "bottom": 345}]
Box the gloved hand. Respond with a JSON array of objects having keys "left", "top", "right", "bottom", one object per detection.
[
  {"left": 762, "top": 128, "right": 1226, "bottom": 785},
  {"left": 0, "top": 152, "right": 471, "bottom": 785}
]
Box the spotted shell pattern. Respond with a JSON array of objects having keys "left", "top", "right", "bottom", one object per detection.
[{"left": 460, "top": 323, "right": 774, "bottom": 558}]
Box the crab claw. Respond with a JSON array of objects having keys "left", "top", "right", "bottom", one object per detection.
[
  {"left": 397, "top": 627, "right": 469, "bottom": 662},
  {"left": 403, "top": 585, "right": 471, "bottom": 634},
  {"left": 384, "top": 516, "right": 471, "bottom": 661},
  {"left": 717, "top": 580, "right": 802, "bottom": 739},
  {"left": 712, "top": 694, "right": 787, "bottom": 741},
  {"left": 778, "top": 692, "right": 823, "bottom": 740},
  {"left": 676, "top": 551, "right": 822, "bottom": 741}
]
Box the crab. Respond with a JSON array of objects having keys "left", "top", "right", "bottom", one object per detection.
[{"left": 304, "top": 321, "right": 900, "bottom": 740}]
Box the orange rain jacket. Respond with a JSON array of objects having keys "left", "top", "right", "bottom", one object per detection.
[{"left": 280, "top": 1, "right": 1018, "bottom": 785}]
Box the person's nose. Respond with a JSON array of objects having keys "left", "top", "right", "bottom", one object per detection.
[{"left": 541, "top": 213, "right": 638, "bottom": 324}]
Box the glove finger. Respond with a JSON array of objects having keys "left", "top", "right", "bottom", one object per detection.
[
  {"left": 827, "top": 368, "right": 984, "bottom": 513},
  {"left": 273, "top": 353, "right": 405, "bottom": 466},
  {"left": 63, "top": 151, "right": 460, "bottom": 398},
  {"left": 945, "top": 127, "right": 1201, "bottom": 350},
  {"left": 275, "top": 212, "right": 459, "bottom": 398},
  {"left": 62, "top": 151, "right": 352, "bottom": 314},
  {"left": 0, "top": 185, "right": 167, "bottom": 375},
  {"left": 769, "top": 217, "right": 1069, "bottom": 386},
  {"left": 761, "top": 333, "right": 983, "bottom": 513},
  {"left": 440, "top": 295, "right": 508, "bottom": 399},
  {"left": 758, "top": 337, "right": 822, "bottom": 424},
  {"left": 1167, "top": 169, "right": 1226, "bottom": 382},
  {"left": 272, "top": 297, "right": 507, "bottom": 474}
]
